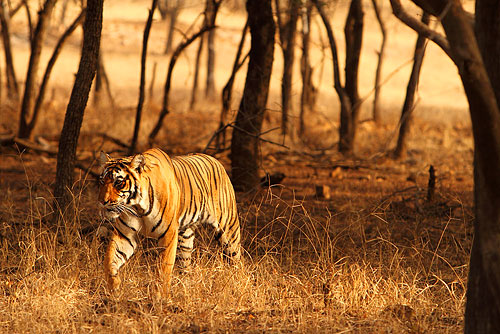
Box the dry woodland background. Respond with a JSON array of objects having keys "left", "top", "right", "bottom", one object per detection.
[{"left": 0, "top": 0, "right": 474, "bottom": 332}]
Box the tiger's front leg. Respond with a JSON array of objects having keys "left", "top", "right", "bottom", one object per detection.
[
  {"left": 104, "top": 223, "right": 138, "bottom": 292},
  {"left": 158, "top": 226, "right": 179, "bottom": 298}
]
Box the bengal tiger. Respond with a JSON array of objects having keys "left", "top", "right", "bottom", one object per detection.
[{"left": 98, "top": 148, "right": 241, "bottom": 295}]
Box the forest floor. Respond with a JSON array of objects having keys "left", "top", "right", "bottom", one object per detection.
[{"left": 0, "top": 0, "right": 473, "bottom": 332}]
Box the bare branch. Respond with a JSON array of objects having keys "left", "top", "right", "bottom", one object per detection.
[{"left": 389, "top": 0, "right": 452, "bottom": 59}]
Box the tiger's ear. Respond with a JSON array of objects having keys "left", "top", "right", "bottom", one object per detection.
[
  {"left": 130, "top": 154, "right": 145, "bottom": 172},
  {"left": 99, "top": 151, "right": 111, "bottom": 167}
]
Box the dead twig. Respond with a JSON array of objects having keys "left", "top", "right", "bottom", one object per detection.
[{"left": 204, "top": 123, "right": 289, "bottom": 154}]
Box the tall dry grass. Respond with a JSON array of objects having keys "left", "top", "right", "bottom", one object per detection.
[{"left": 0, "top": 160, "right": 468, "bottom": 333}]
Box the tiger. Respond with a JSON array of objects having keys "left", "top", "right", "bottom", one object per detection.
[{"left": 97, "top": 148, "right": 241, "bottom": 295}]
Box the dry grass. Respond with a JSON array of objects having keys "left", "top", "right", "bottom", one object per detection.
[{"left": 0, "top": 143, "right": 471, "bottom": 332}]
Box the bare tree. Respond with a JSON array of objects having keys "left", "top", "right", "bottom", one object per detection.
[
  {"left": 298, "top": 1, "right": 316, "bottom": 138},
  {"left": 93, "top": 53, "right": 114, "bottom": 108},
  {"left": 313, "top": 0, "right": 364, "bottom": 155},
  {"left": 29, "top": 11, "right": 85, "bottom": 139},
  {"left": 393, "top": 12, "right": 429, "bottom": 160},
  {"left": 130, "top": 0, "right": 158, "bottom": 155},
  {"left": 205, "top": 0, "right": 218, "bottom": 99},
  {"left": 371, "top": 0, "right": 387, "bottom": 124},
  {"left": 391, "top": 0, "right": 500, "bottom": 331},
  {"left": 22, "top": 0, "right": 33, "bottom": 42},
  {"left": 343, "top": 0, "right": 364, "bottom": 153},
  {"left": 190, "top": 0, "right": 222, "bottom": 108},
  {"left": 18, "top": 0, "right": 57, "bottom": 139},
  {"left": 149, "top": 25, "right": 215, "bottom": 144},
  {"left": 54, "top": 0, "right": 103, "bottom": 217},
  {"left": 275, "top": 0, "right": 300, "bottom": 136},
  {"left": 214, "top": 19, "right": 249, "bottom": 152},
  {"left": 190, "top": 33, "right": 204, "bottom": 109},
  {"left": 230, "top": 0, "right": 275, "bottom": 192},
  {"left": 164, "top": 0, "right": 180, "bottom": 55},
  {"left": 0, "top": 2, "right": 19, "bottom": 100}
]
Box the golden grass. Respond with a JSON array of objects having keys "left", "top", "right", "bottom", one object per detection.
[{"left": 0, "top": 163, "right": 468, "bottom": 332}]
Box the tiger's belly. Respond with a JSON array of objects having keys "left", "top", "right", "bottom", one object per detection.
[{"left": 139, "top": 207, "right": 213, "bottom": 239}]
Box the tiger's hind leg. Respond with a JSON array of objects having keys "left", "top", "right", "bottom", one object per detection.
[
  {"left": 211, "top": 216, "right": 241, "bottom": 264},
  {"left": 176, "top": 228, "right": 195, "bottom": 270}
]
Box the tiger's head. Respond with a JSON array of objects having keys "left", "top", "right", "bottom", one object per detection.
[{"left": 98, "top": 152, "right": 146, "bottom": 219}]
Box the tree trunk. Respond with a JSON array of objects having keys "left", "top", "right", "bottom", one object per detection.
[
  {"left": 391, "top": 0, "right": 500, "bottom": 332},
  {"left": 342, "top": 0, "right": 364, "bottom": 154},
  {"left": 149, "top": 25, "right": 214, "bottom": 144},
  {"left": 93, "top": 53, "right": 103, "bottom": 106},
  {"left": 275, "top": 0, "right": 299, "bottom": 136},
  {"left": 215, "top": 19, "right": 249, "bottom": 152},
  {"left": 59, "top": 0, "right": 70, "bottom": 25},
  {"left": 164, "top": 0, "right": 179, "bottom": 55},
  {"left": 393, "top": 12, "right": 429, "bottom": 160},
  {"left": 313, "top": 0, "right": 359, "bottom": 155},
  {"left": 466, "top": 0, "right": 500, "bottom": 331},
  {"left": 0, "top": 3, "right": 19, "bottom": 100},
  {"left": 230, "top": 0, "right": 275, "bottom": 192},
  {"left": 22, "top": 0, "right": 33, "bottom": 43},
  {"left": 130, "top": 0, "right": 158, "bottom": 155},
  {"left": 190, "top": 34, "right": 204, "bottom": 109},
  {"left": 191, "top": 0, "right": 218, "bottom": 109},
  {"left": 18, "top": 0, "right": 57, "bottom": 139},
  {"left": 299, "top": 1, "right": 316, "bottom": 138},
  {"left": 371, "top": 0, "right": 386, "bottom": 124},
  {"left": 205, "top": 0, "right": 217, "bottom": 99},
  {"left": 475, "top": 0, "right": 500, "bottom": 104},
  {"left": 53, "top": 0, "right": 103, "bottom": 217},
  {"left": 30, "top": 11, "right": 85, "bottom": 138}
]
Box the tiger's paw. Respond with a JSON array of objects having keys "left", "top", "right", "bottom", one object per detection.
[{"left": 107, "top": 274, "right": 121, "bottom": 292}]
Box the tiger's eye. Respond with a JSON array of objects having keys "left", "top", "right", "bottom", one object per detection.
[{"left": 114, "top": 179, "right": 125, "bottom": 189}]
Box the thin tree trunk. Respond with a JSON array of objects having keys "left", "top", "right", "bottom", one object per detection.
[
  {"left": 93, "top": 53, "right": 103, "bottom": 106},
  {"left": 393, "top": 12, "right": 429, "bottom": 160},
  {"left": 59, "top": 0, "right": 69, "bottom": 25},
  {"left": 0, "top": 2, "right": 18, "bottom": 100},
  {"left": 54, "top": 0, "right": 103, "bottom": 217},
  {"left": 343, "top": 0, "right": 364, "bottom": 154},
  {"left": 215, "top": 19, "right": 249, "bottom": 152},
  {"left": 230, "top": 0, "right": 275, "bottom": 192},
  {"left": 191, "top": 0, "right": 212, "bottom": 109},
  {"left": 149, "top": 25, "right": 215, "bottom": 144},
  {"left": 371, "top": 0, "right": 386, "bottom": 124},
  {"left": 205, "top": 0, "right": 217, "bottom": 99},
  {"left": 275, "top": 0, "right": 299, "bottom": 136},
  {"left": 149, "top": 61, "right": 157, "bottom": 100},
  {"left": 100, "top": 57, "right": 114, "bottom": 108},
  {"left": 18, "top": 0, "right": 57, "bottom": 139},
  {"left": 312, "top": 0, "right": 354, "bottom": 155},
  {"left": 29, "top": 10, "right": 85, "bottom": 138},
  {"left": 190, "top": 34, "right": 204, "bottom": 109},
  {"left": 22, "top": 0, "right": 33, "bottom": 44},
  {"left": 164, "top": 0, "right": 179, "bottom": 55},
  {"left": 93, "top": 52, "right": 114, "bottom": 108},
  {"left": 299, "top": 1, "right": 316, "bottom": 138},
  {"left": 130, "top": 0, "right": 158, "bottom": 155}
]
